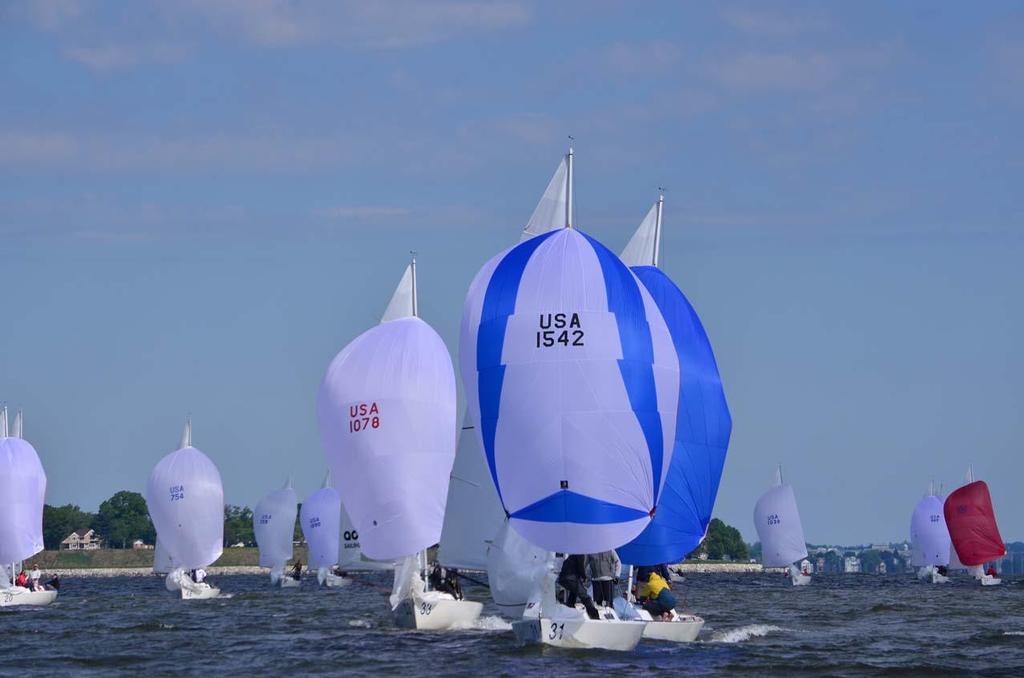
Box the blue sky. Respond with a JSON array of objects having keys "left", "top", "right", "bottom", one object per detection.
[{"left": 2, "top": 1, "right": 1022, "bottom": 545}]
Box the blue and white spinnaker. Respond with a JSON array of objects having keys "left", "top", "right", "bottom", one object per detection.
[{"left": 460, "top": 227, "right": 680, "bottom": 554}]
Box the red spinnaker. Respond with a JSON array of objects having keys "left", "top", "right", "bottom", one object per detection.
[{"left": 943, "top": 481, "right": 1006, "bottom": 566}]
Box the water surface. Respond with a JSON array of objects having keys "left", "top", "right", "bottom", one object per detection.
[{"left": 5, "top": 572, "right": 1023, "bottom": 676}]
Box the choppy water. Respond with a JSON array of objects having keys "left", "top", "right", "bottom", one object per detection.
[{"left": 4, "top": 572, "right": 1024, "bottom": 676}]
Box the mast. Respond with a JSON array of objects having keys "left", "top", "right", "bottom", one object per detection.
[
  {"left": 410, "top": 252, "right": 418, "bottom": 318},
  {"left": 565, "top": 137, "right": 574, "bottom": 229},
  {"left": 967, "top": 465, "right": 975, "bottom": 484},
  {"left": 12, "top": 409, "right": 22, "bottom": 438},
  {"left": 0, "top": 405, "right": 7, "bottom": 438},
  {"left": 653, "top": 190, "right": 664, "bottom": 267}
]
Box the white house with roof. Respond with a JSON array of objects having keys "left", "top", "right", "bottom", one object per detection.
[{"left": 61, "top": 528, "right": 102, "bottom": 550}]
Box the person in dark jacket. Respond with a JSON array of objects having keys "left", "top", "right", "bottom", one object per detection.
[
  {"left": 558, "top": 554, "right": 600, "bottom": 619},
  {"left": 587, "top": 551, "right": 620, "bottom": 607}
]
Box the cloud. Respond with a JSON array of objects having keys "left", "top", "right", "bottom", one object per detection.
[
  {"left": 720, "top": 6, "right": 828, "bottom": 38},
  {"left": 313, "top": 206, "right": 412, "bottom": 221},
  {"left": 178, "top": 0, "right": 530, "bottom": 49},
  {"left": 605, "top": 40, "right": 682, "bottom": 75},
  {"left": 63, "top": 43, "right": 189, "bottom": 71},
  {"left": 704, "top": 51, "right": 839, "bottom": 92}
]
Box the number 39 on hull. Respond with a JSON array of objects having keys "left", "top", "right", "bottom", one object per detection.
[{"left": 392, "top": 594, "right": 484, "bottom": 631}]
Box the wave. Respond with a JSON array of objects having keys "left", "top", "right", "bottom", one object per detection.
[
  {"left": 451, "top": 615, "right": 513, "bottom": 632},
  {"left": 711, "top": 624, "right": 784, "bottom": 643},
  {"left": 1003, "top": 631, "right": 1024, "bottom": 636},
  {"left": 348, "top": 619, "right": 373, "bottom": 628}
]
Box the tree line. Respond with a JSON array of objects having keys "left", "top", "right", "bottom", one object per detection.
[{"left": 43, "top": 491, "right": 301, "bottom": 550}]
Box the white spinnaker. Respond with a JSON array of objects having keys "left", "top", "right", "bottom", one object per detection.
[
  {"left": 317, "top": 316, "right": 457, "bottom": 561},
  {"left": 437, "top": 423, "right": 506, "bottom": 570},
  {"left": 520, "top": 157, "right": 568, "bottom": 242},
  {"left": 380, "top": 263, "right": 415, "bottom": 323},
  {"left": 910, "top": 494, "right": 950, "bottom": 567},
  {"left": 301, "top": 481, "right": 342, "bottom": 570},
  {"left": 0, "top": 429, "right": 47, "bottom": 564},
  {"left": 153, "top": 536, "right": 175, "bottom": 574},
  {"left": 754, "top": 482, "right": 808, "bottom": 567},
  {"left": 254, "top": 481, "right": 298, "bottom": 570},
  {"left": 620, "top": 201, "right": 659, "bottom": 267},
  {"left": 459, "top": 229, "right": 680, "bottom": 553},
  {"left": 145, "top": 442, "right": 224, "bottom": 570},
  {"left": 338, "top": 503, "right": 394, "bottom": 571},
  {"left": 486, "top": 520, "right": 552, "bottom": 616}
]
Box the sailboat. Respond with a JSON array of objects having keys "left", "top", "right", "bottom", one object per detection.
[
  {"left": 459, "top": 143, "right": 683, "bottom": 650},
  {"left": 0, "top": 407, "right": 58, "bottom": 607},
  {"left": 437, "top": 155, "right": 567, "bottom": 609},
  {"left": 318, "top": 256, "right": 482, "bottom": 630},
  {"left": 754, "top": 467, "right": 810, "bottom": 586},
  {"left": 300, "top": 472, "right": 343, "bottom": 587},
  {"left": 614, "top": 193, "right": 731, "bottom": 642},
  {"left": 254, "top": 478, "right": 299, "bottom": 588},
  {"left": 944, "top": 466, "right": 1005, "bottom": 586},
  {"left": 145, "top": 418, "right": 224, "bottom": 600},
  {"left": 910, "top": 482, "right": 950, "bottom": 584}
]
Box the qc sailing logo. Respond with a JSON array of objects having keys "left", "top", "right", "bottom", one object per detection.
[{"left": 535, "top": 313, "right": 585, "bottom": 348}]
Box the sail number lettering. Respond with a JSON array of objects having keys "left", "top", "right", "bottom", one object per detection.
[
  {"left": 169, "top": 485, "right": 185, "bottom": 501},
  {"left": 308, "top": 517, "right": 321, "bottom": 529},
  {"left": 767, "top": 513, "right": 781, "bottom": 526},
  {"left": 259, "top": 513, "right": 272, "bottom": 525},
  {"left": 535, "top": 313, "right": 584, "bottom": 348},
  {"left": 348, "top": 402, "right": 381, "bottom": 433},
  {"left": 930, "top": 514, "right": 941, "bottom": 523}
]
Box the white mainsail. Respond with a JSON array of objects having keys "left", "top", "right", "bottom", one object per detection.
[
  {"left": 486, "top": 521, "right": 551, "bottom": 616},
  {"left": 153, "top": 536, "right": 175, "bottom": 574},
  {"left": 619, "top": 195, "right": 662, "bottom": 267},
  {"left": 0, "top": 406, "right": 47, "bottom": 566},
  {"left": 254, "top": 478, "right": 298, "bottom": 571},
  {"left": 437, "top": 423, "right": 506, "bottom": 571},
  {"left": 300, "top": 473, "right": 341, "bottom": 570},
  {"left": 11, "top": 409, "right": 22, "bottom": 439},
  {"left": 145, "top": 419, "right": 224, "bottom": 570},
  {"left": 520, "top": 156, "right": 568, "bottom": 241},
  {"left": 380, "top": 260, "right": 416, "bottom": 323},
  {"left": 753, "top": 467, "right": 808, "bottom": 567},
  {"left": 318, "top": 258, "right": 457, "bottom": 562}
]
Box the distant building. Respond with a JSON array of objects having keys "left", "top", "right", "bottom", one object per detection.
[
  {"left": 870, "top": 544, "right": 889, "bottom": 552},
  {"left": 878, "top": 561, "right": 887, "bottom": 574},
  {"left": 131, "top": 539, "right": 154, "bottom": 550},
  {"left": 61, "top": 528, "right": 102, "bottom": 551},
  {"left": 816, "top": 557, "right": 826, "bottom": 574},
  {"left": 844, "top": 556, "right": 861, "bottom": 573}
]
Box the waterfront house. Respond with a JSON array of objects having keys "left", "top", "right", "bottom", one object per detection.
[{"left": 60, "top": 528, "right": 102, "bottom": 550}]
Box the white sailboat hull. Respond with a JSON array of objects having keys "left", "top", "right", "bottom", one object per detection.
[
  {"left": 393, "top": 594, "right": 483, "bottom": 630},
  {"left": 641, "top": 613, "right": 704, "bottom": 642},
  {"left": 980, "top": 576, "right": 1001, "bottom": 586},
  {"left": 324, "top": 573, "right": 351, "bottom": 588},
  {"left": 0, "top": 587, "right": 58, "bottom": 607},
  {"left": 513, "top": 616, "right": 646, "bottom": 651},
  {"left": 931, "top": 572, "right": 950, "bottom": 584},
  {"left": 791, "top": 573, "right": 811, "bottom": 586},
  {"left": 279, "top": 576, "right": 301, "bottom": 588},
  {"left": 180, "top": 583, "right": 220, "bottom": 600}
]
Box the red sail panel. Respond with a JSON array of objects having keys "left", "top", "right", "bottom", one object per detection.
[{"left": 943, "top": 481, "right": 1006, "bottom": 566}]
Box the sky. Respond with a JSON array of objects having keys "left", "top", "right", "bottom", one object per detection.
[{"left": 1, "top": 1, "right": 1022, "bottom": 545}]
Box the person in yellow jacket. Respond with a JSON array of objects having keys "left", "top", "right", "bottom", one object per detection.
[{"left": 637, "top": 572, "right": 677, "bottom": 620}]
